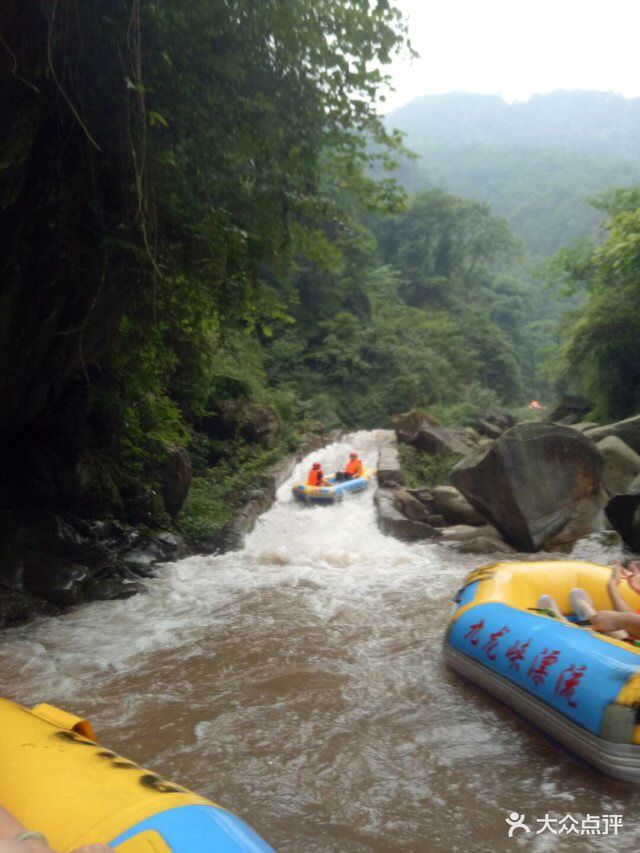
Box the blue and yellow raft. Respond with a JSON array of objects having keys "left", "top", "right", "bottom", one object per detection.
[
  {"left": 445, "top": 560, "right": 640, "bottom": 780},
  {"left": 292, "top": 467, "right": 374, "bottom": 505},
  {"left": 0, "top": 698, "right": 273, "bottom": 851}
]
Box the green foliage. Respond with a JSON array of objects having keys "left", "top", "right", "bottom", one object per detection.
[
  {"left": 398, "top": 445, "right": 462, "bottom": 490},
  {"left": 429, "top": 382, "right": 504, "bottom": 427},
  {"left": 264, "top": 184, "right": 532, "bottom": 431},
  {"left": 547, "top": 187, "right": 640, "bottom": 419},
  {"left": 178, "top": 443, "right": 281, "bottom": 546}
]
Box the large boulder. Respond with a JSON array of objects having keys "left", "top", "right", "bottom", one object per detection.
[
  {"left": 544, "top": 395, "right": 591, "bottom": 425},
  {"left": 585, "top": 415, "right": 640, "bottom": 455},
  {"left": 596, "top": 436, "right": 640, "bottom": 498},
  {"left": 431, "top": 485, "right": 487, "bottom": 526},
  {"left": 451, "top": 422, "right": 606, "bottom": 551}
]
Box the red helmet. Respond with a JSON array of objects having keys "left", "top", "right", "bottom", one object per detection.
[
  {"left": 349, "top": 452, "right": 358, "bottom": 458},
  {"left": 312, "top": 462, "right": 321, "bottom": 469}
]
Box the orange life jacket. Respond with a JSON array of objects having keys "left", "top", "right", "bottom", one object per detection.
[
  {"left": 307, "top": 469, "right": 323, "bottom": 486},
  {"left": 345, "top": 458, "right": 362, "bottom": 476}
]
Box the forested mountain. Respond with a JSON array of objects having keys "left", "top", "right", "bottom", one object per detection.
[{"left": 388, "top": 92, "right": 640, "bottom": 255}]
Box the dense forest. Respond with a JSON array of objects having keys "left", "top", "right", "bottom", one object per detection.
[{"left": 1, "top": 2, "right": 640, "bottom": 545}]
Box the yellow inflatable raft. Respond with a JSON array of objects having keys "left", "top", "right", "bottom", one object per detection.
[
  {"left": 445, "top": 561, "right": 640, "bottom": 780},
  {"left": 292, "top": 467, "right": 374, "bottom": 505},
  {"left": 0, "top": 698, "right": 273, "bottom": 851}
]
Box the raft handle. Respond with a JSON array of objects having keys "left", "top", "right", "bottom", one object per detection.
[{"left": 30, "top": 703, "right": 97, "bottom": 741}]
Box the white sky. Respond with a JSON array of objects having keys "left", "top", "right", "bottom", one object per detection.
[{"left": 383, "top": 0, "right": 640, "bottom": 111}]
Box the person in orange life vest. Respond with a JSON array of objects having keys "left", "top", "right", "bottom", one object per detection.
[
  {"left": 336, "top": 452, "right": 363, "bottom": 481},
  {"left": 307, "top": 462, "right": 326, "bottom": 487},
  {"left": 345, "top": 452, "right": 363, "bottom": 478}
]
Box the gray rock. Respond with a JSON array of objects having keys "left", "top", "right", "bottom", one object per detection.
[
  {"left": 571, "top": 422, "right": 600, "bottom": 433},
  {"left": 585, "top": 414, "right": 640, "bottom": 455},
  {"left": 452, "top": 422, "right": 606, "bottom": 551},
  {"left": 439, "top": 524, "right": 502, "bottom": 542},
  {"left": 392, "top": 488, "right": 430, "bottom": 523},
  {"left": 474, "top": 410, "right": 517, "bottom": 440},
  {"left": 596, "top": 436, "right": 640, "bottom": 497},
  {"left": 432, "top": 485, "right": 487, "bottom": 526},
  {"left": 374, "top": 489, "right": 438, "bottom": 541},
  {"left": 410, "top": 424, "right": 470, "bottom": 457},
  {"left": 377, "top": 436, "right": 405, "bottom": 488},
  {"left": 457, "top": 536, "right": 516, "bottom": 555},
  {"left": 0, "top": 510, "right": 190, "bottom": 626}
]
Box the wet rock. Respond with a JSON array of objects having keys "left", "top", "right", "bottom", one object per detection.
[
  {"left": 392, "top": 488, "right": 430, "bottom": 523},
  {"left": 0, "top": 510, "right": 188, "bottom": 626},
  {"left": 439, "top": 524, "right": 502, "bottom": 542},
  {"left": 374, "top": 489, "right": 438, "bottom": 541},
  {"left": 80, "top": 571, "right": 145, "bottom": 602},
  {"left": 0, "top": 511, "right": 107, "bottom": 565},
  {"left": 377, "top": 435, "right": 405, "bottom": 488},
  {"left": 596, "top": 436, "right": 640, "bottom": 498},
  {"left": 119, "top": 530, "right": 188, "bottom": 570},
  {"left": 457, "top": 536, "right": 516, "bottom": 555},
  {"left": 452, "top": 422, "right": 606, "bottom": 552},
  {"left": 0, "top": 545, "right": 89, "bottom": 607},
  {"left": 544, "top": 395, "right": 591, "bottom": 425},
  {"left": 431, "top": 486, "right": 487, "bottom": 526},
  {"left": 585, "top": 414, "right": 640, "bottom": 455},
  {"left": 0, "top": 586, "right": 50, "bottom": 628},
  {"left": 161, "top": 446, "right": 192, "bottom": 519}
]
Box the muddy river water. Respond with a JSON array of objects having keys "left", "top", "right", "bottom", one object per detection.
[{"left": 1, "top": 432, "right": 638, "bottom": 851}]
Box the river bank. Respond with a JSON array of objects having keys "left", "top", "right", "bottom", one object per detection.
[{"left": 0, "top": 432, "right": 334, "bottom": 630}]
